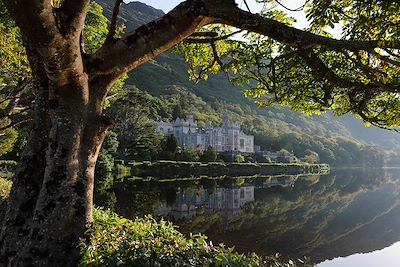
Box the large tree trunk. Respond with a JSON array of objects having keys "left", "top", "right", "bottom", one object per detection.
[
  {"left": 1, "top": 83, "right": 111, "bottom": 266},
  {"left": 0, "top": 0, "right": 215, "bottom": 265},
  {"left": 0, "top": 42, "right": 112, "bottom": 265}
]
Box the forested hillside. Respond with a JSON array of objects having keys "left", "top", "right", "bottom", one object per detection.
[
  {"left": 92, "top": 0, "right": 400, "bottom": 167},
  {"left": 2, "top": 0, "right": 398, "bottom": 167}
]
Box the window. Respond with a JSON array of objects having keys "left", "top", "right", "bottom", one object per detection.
[{"left": 240, "top": 139, "right": 245, "bottom": 148}]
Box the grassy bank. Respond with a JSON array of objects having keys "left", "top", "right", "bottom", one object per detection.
[
  {"left": 127, "top": 161, "right": 329, "bottom": 179},
  {"left": 81, "top": 209, "right": 310, "bottom": 267}
]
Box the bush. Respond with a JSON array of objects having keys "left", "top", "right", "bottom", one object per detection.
[
  {"left": 0, "top": 178, "right": 12, "bottom": 222},
  {"left": 175, "top": 147, "right": 199, "bottom": 162},
  {"left": 200, "top": 146, "right": 217, "bottom": 162},
  {"left": 0, "top": 160, "right": 17, "bottom": 167},
  {"left": 81, "top": 209, "right": 311, "bottom": 267},
  {"left": 234, "top": 154, "right": 245, "bottom": 163}
]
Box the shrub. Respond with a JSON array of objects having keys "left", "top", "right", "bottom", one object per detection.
[
  {"left": 0, "top": 178, "right": 12, "bottom": 221},
  {"left": 81, "top": 209, "right": 311, "bottom": 267},
  {"left": 175, "top": 147, "right": 199, "bottom": 162},
  {"left": 234, "top": 154, "right": 245, "bottom": 163},
  {"left": 200, "top": 146, "right": 217, "bottom": 162}
]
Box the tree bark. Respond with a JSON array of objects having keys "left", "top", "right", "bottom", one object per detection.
[
  {"left": 0, "top": 50, "right": 50, "bottom": 264},
  {"left": 0, "top": 10, "right": 112, "bottom": 263},
  {"left": 14, "top": 101, "right": 110, "bottom": 265},
  {"left": 1, "top": 71, "right": 111, "bottom": 266}
]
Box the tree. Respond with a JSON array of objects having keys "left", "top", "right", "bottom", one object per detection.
[
  {"left": 1, "top": 0, "right": 399, "bottom": 265},
  {"left": 234, "top": 154, "right": 245, "bottom": 163},
  {"left": 303, "top": 149, "right": 320, "bottom": 164},
  {"left": 106, "top": 86, "right": 164, "bottom": 161},
  {"left": 176, "top": 146, "right": 200, "bottom": 162},
  {"left": 0, "top": 1, "right": 31, "bottom": 155},
  {"left": 201, "top": 146, "right": 217, "bottom": 162},
  {"left": 172, "top": 104, "right": 184, "bottom": 120},
  {"left": 277, "top": 149, "right": 291, "bottom": 155},
  {"left": 159, "top": 134, "right": 179, "bottom": 160},
  {"left": 0, "top": 122, "right": 18, "bottom": 157}
]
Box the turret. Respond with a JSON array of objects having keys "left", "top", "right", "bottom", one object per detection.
[{"left": 222, "top": 112, "right": 229, "bottom": 126}]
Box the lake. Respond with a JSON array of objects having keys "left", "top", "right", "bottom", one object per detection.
[{"left": 95, "top": 168, "right": 400, "bottom": 266}]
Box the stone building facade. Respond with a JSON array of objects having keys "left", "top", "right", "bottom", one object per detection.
[{"left": 155, "top": 114, "right": 254, "bottom": 154}]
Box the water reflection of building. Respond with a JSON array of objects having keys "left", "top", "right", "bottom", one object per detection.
[{"left": 154, "top": 186, "right": 254, "bottom": 220}]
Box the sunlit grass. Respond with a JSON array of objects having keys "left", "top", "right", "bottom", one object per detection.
[{"left": 81, "top": 208, "right": 311, "bottom": 267}]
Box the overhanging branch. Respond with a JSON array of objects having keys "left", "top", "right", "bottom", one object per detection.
[
  {"left": 91, "top": 0, "right": 213, "bottom": 78},
  {"left": 90, "top": 0, "right": 400, "bottom": 98},
  {"left": 105, "top": 0, "right": 123, "bottom": 43},
  {"left": 207, "top": 4, "right": 400, "bottom": 51},
  {"left": 297, "top": 49, "right": 400, "bottom": 93}
]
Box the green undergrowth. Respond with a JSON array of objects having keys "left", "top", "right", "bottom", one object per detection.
[
  {"left": 81, "top": 209, "right": 312, "bottom": 267},
  {"left": 0, "top": 160, "right": 17, "bottom": 168},
  {"left": 0, "top": 178, "right": 11, "bottom": 198},
  {"left": 0, "top": 178, "right": 12, "bottom": 221}
]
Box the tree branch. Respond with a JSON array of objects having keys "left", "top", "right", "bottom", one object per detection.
[
  {"left": 4, "top": 0, "right": 60, "bottom": 47},
  {"left": 243, "top": 0, "right": 251, "bottom": 12},
  {"left": 185, "top": 29, "right": 243, "bottom": 44},
  {"left": 207, "top": 4, "right": 400, "bottom": 51},
  {"left": 89, "top": 0, "right": 400, "bottom": 104},
  {"left": 274, "top": 0, "right": 307, "bottom": 12},
  {"left": 105, "top": 0, "right": 123, "bottom": 44},
  {"left": 91, "top": 0, "right": 213, "bottom": 78},
  {"left": 297, "top": 49, "right": 400, "bottom": 93},
  {"left": 0, "top": 79, "right": 31, "bottom": 121},
  {"left": 0, "top": 118, "right": 32, "bottom": 132},
  {"left": 60, "top": 0, "right": 90, "bottom": 32},
  {"left": 371, "top": 50, "right": 400, "bottom": 67}
]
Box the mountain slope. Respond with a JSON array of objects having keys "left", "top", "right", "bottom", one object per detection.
[
  {"left": 95, "top": 0, "right": 163, "bottom": 31},
  {"left": 95, "top": 0, "right": 400, "bottom": 165}
]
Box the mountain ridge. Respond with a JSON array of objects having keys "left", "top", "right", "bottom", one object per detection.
[{"left": 95, "top": 0, "right": 400, "bottom": 165}]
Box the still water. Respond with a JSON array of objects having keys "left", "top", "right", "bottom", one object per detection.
[{"left": 95, "top": 168, "right": 400, "bottom": 266}]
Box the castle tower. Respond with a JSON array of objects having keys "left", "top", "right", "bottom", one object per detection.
[{"left": 222, "top": 112, "right": 229, "bottom": 126}]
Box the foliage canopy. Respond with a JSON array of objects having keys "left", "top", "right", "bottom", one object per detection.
[{"left": 178, "top": 0, "right": 400, "bottom": 129}]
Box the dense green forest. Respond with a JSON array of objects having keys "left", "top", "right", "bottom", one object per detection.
[
  {"left": 97, "top": 0, "right": 400, "bottom": 167},
  {"left": 2, "top": 0, "right": 400, "bottom": 167}
]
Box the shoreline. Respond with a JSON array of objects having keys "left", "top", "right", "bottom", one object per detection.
[{"left": 122, "top": 160, "right": 330, "bottom": 179}]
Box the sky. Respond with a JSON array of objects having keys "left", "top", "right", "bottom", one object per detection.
[
  {"left": 130, "top": 0, "right": 311, "bottom": 29},
  {"left": 128, "top": 0, "right": 342, "bottom": 37},
  {"left": 318, "top": 242, "right": 400, "bottom": 267}
]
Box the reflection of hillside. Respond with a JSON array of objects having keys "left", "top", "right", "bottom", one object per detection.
[
  {"left": 311, "top": 204, "right": 400, "bottom": 262},
  {"left": 203, "top": 169, "right": 400, "bottom": 263}
]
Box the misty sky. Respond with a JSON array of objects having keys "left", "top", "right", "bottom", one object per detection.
[{"left": 128, "top": 0, "right": 311, "bottom": 30}]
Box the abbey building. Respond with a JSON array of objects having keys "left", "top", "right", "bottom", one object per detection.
[{"left": 155, "top": 114, "right": 254, "bottom": 154}]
